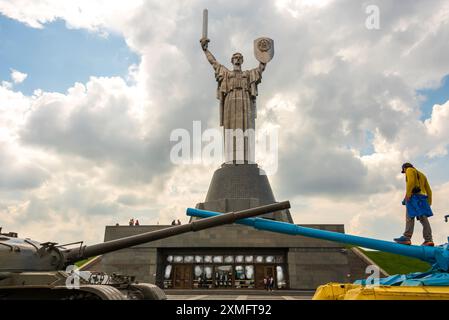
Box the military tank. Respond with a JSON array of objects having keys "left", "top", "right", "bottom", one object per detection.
[
  {"left": 0, "top": 201, "right": 290, "bottom": 300},
  {"left": 187, "top": 207, "right": 449, "bottom": 300}
]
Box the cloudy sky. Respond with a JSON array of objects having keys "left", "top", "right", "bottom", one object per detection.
[{"left": 1, "top": 0, "right": 449, "bottom": 246}]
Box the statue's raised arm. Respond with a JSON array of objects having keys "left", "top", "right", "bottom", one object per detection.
[{"left": 200, "top": 38, "right": 219, "bottom": 66}]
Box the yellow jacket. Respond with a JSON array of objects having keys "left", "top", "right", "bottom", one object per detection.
[{"left": 405, "top": 167, "right": 432, "bottom": 205}]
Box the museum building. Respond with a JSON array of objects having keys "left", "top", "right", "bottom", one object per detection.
[{"left": 93, "top": 163, "right": 382, "bottom": 290}]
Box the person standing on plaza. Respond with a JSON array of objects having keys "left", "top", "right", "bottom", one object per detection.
[
  {"left": 263, "top": 276, "right": 268, "bottom": 291},
  {"left": 268, "top": 275, "right": 274, "bottom": 292}
]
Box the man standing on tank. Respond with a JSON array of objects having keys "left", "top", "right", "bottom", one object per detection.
[{"left": 394, "top": 163, "right": 434, "bottom": 246}]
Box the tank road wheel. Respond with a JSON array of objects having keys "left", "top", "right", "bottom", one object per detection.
[
  {"left": 61, "top": 291, "right": 102, "bottom": 300},
  {"left": 0, "top": 286, "right": 125, "bottom": 300},
  {"left": 79, "top": 285, "right": 128, "bottom": 300},
  {"left": 57, "top": 285, "right": 127, "bottom": 300},
  {"left": 129, "top": 283, "right": 167, "bottom": 300}
]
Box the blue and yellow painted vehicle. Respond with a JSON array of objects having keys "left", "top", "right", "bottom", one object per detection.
[{"left": 188, "top": 207, "right": 449, "bottom": 300}]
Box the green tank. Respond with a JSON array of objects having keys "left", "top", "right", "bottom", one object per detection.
[{"left": 0, "top": 201, "right": 290, "bottom": 300}]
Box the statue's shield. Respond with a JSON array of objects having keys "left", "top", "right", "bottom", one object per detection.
[{"left": 254, "top": 37, "right": 274, "bottom": 63}]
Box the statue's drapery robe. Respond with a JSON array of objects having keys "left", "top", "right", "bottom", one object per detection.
[
  {"left": 212, "top": 62, "right": 262, "bottom": 163},
  {"left": 213, "top": 63, "right": 262, "bottom": 129}
]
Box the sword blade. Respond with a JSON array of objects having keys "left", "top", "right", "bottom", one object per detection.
[{"left": 202, "top": 8, "right": 208, "bottom": 39}]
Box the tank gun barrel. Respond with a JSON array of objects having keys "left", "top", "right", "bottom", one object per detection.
[
  {"left": 187, "top": 209, "right": 448, "bottom": 270},
  {"left": 63, "top": 201, "right": 290, "bottom": 265}
]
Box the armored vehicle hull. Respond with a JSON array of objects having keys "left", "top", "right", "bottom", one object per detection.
[{"left": 0, "top": 201, "right": 289, "bottom": 300}]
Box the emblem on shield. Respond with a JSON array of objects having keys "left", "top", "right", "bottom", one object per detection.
[{"left": 254, "top": 37, "right": 274, "bottom": 63}]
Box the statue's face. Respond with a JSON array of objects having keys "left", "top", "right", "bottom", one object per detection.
[{"left": 231, "top": 54, "right": 244, "bottom": 66}]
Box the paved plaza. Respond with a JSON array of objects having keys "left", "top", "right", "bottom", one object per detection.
[{"left": 166, "top": 293, "right": 313, "bottom": 300}]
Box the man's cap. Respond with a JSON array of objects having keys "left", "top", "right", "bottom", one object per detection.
[{"left": 401, "top": 162, "right": 414, "bottom": 173}]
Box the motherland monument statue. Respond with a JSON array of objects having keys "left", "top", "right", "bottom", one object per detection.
[
  {"left": 200, "top": 9, "right": 274, "bottom": 164},
  {"left": 194, "top": 9, "right": 292, "bottom": 223}
]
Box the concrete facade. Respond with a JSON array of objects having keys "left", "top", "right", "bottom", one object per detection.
[
  {"left": 194, "top": 164, "right": 293, "bottom": 222},
  {"left": 99, "top": 224, "right": 375, "bottom": 290}
]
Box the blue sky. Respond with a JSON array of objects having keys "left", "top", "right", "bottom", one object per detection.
[
  {"left": 1, "top": 11, "right": 448, "bottom": 186},
  {"left": 1, "top": 1, "right": 449, "bottom": 245},
  {"left": 414, "top": 76, "right": 449, "bottom": 186},
  {"left": 418, "top": 75, "right": 449, "bottom": 121},
  {"left": 1, "top": 12, "right": 447, "bottom": 123},
  {"left": 0, "top": 14, "right": 139, "bottom": 95}
]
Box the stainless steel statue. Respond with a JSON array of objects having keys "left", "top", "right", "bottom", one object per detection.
[{"left": 200, "top": 9, "right": 274, "bottom": 164}]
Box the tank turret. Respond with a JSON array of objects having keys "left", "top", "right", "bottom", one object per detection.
[
  {"left": 0, "top": 201, "right": 290, "bottom": 300},
  {"left": 188, "top": 207, "right": 449, "bottom": 300}
]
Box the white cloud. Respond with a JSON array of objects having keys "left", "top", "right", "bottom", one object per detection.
[
  {"left": 425, "top": 101, "right": 449, "bottom": 147},
  {"left": 0, "top": 0, "right": 143, "bottom": 32},
  {"left": 275, "top": 0, "right": 335, "bottom": 18},
  {"left": 0, "top": 0, "right": 449, "bottom": 247},
  {"left": 10, "top": 69, "right": 28, "bottom": 84},
  {"left": 1, "top": 81, "right": 12, "bottom": 89}
]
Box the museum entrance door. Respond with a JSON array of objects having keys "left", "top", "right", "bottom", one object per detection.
[
  {"left": 161, "top": 252, "right": 288, "bottom": 290},
  {"left": 173, "top": 265, "right": 192, "bottom": 289},
  {"left": 214, "top": 265, "right": 233, "bottom": 288},
  {"left": 264, "top": 266, "right": 275, "bottom": 279},
  {"left": 255, "top": 265, "right": 275, "bottom": 289}
]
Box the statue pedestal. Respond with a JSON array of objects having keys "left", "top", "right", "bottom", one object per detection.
[{"left": 193, "top": 163, "right": 293, "bottom": 222}]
